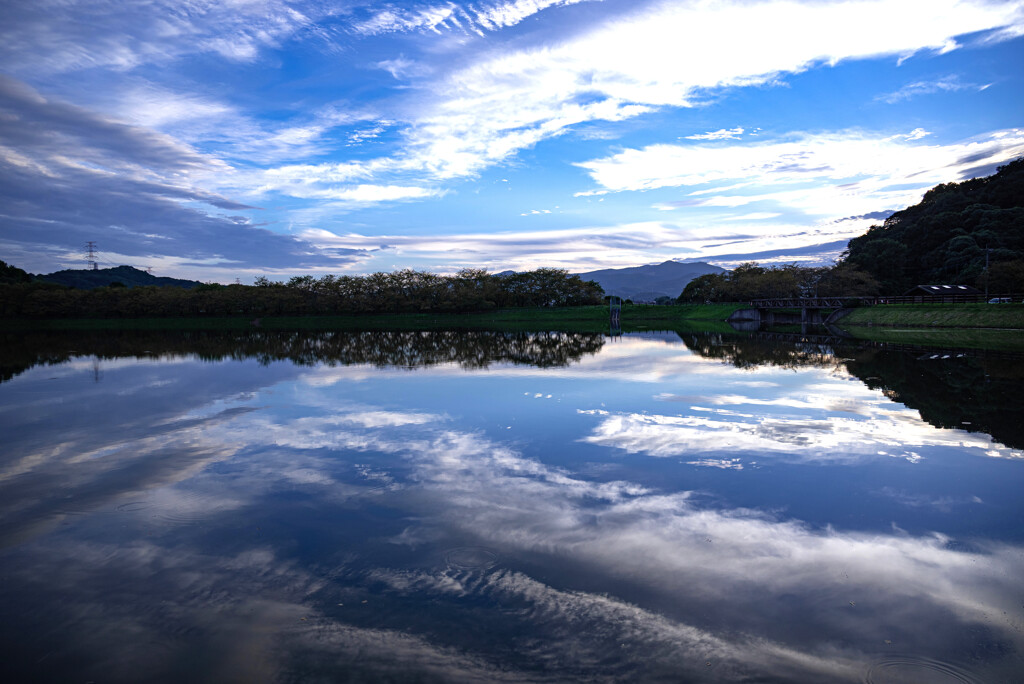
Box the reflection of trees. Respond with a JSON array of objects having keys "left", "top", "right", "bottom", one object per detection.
[
  {"left": 0, "top": 329, "right": 605, "bottom": 383},
  {"left": 679, "top": 330, "right": 1024, "bottom": 451},
  {"left": 845, "top": 349, "right": 1024, "bottom": 451},
  {"left": 677, "top": 331, "right": 845, "bottom": 370}
]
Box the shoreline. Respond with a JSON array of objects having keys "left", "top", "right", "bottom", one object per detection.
[
  {"left": 3, "top": 302, "right": 1022, "bottom": 333},
  {"left": 0, "top": 304, "right": 744, "bottom": 334}
]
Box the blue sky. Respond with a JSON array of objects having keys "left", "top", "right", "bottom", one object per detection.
[{"left": 1, "top": 0, "right": 1022, "bottom": 282}]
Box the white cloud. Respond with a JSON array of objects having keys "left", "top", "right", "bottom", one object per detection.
[
  {"left": 232, "top": 157, "right": 445, "bottom": 205},
  {"left": 113, "top": 85, "right": 233, "bottom": 128},
  {"left": 232, "top": 0, "right": 1024, "bottom": 202},
  {"left": 724, "top": 212, "right": 782, "bottom": 220},
  {"left": 383, "top": 0, "right": 1024, "bottom": 184},
  {"left": 59, "top": 0, "right": 1019, "bottom": 223},
  {"left": 576, "top": 128, "right": 1024, "bottom": 217},
  {"left": 684, "top": 126, "right": 745, "bottom": 140},
  {"left": 581, "top": 408, "right": 1021, "bottom": 464},
  {"left": 313, "top": 184, "right": 444, "bottom": 203},
  {"left": 578, "top": 369, "right": 1024, "bottom": 464},
  {"left": 328, "top": 410, "right": 441, "bottom": 428},
  {"left": 901, "top": 127, "right": 931, "bottom": 141}
]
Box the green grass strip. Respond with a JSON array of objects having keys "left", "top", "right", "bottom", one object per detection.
[
  {"left": 840, "top": 303, "right": 1024, "bottom": 329},
  {"left": 0, "top": 303, "right": 747, "bottom": 334}
]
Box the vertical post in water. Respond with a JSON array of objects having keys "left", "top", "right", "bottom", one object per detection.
[{"left": 609, "top": 296, "right": 621, "bottom": 336}]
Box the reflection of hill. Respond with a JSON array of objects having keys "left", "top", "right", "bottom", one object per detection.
[
  {"left": 845, "top": 349, "right": 1024, "bottom": 451},
  {"left": 0, "top": 329, "right": 605, "bottom": 384},
  {"left": 679, "top": 331, "right": 1024, "bottom": 451}
]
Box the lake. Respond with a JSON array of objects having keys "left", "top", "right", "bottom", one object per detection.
[{"left": 1, "top": 328, "right": 1022, "bottom": 683}]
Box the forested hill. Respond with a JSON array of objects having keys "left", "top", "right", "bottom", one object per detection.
[
  {"left": 35, "top": 265, "right": 203, "bottom": 290},
  {"left": 845, "top": 158, "right": 1024, "bottom": 293}
]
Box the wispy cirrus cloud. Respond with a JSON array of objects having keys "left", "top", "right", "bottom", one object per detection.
[
  {"left": 0, "top": 0, "right": 317, "bottom": 75},
  {"left": 876, "top": 75, "right": 992, "bottom": 103},
  {"left": 351, "top": 0, "right": 595, "bottom": 36},
  {"left": 106, "top": 84, "right": 387, "bottom": 166},
  {"left": 297, "top": 219, "right": 864, "bottom": 272},
  {"left": 298, "top": 221, "right": 709, "bottom": 272}
]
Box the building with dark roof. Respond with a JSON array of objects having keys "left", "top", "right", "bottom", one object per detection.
[{"left": 903, "top": 284, "right": 981, "bottom": 296}]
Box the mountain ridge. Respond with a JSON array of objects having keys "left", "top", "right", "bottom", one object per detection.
[{"left": 577, "top": 260, "right": 727, "bottom": 301}]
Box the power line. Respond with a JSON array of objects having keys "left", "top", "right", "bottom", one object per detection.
[{"left": 85, "top": 241, "right": 98, "bottom": 270}]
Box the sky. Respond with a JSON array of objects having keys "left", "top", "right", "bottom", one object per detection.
[{"left": 1, "top": 0, "right": 1023, "bottom": 282}]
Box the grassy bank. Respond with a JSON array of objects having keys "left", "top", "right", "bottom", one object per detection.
[
  {"left": 840, "top": 325, "right": 1024, "bottom": 352},
  {"left": 839, "top": 303, "right": 1024, "bottom": 329},
  {"left": 0, "top": 303, "right": 746, "bottom": 334}
]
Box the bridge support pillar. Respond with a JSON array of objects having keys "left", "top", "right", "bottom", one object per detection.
[{"left": 801, "top": 308, "right": 826, "bottom": 325}]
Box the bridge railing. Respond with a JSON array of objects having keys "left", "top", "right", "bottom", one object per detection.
[{"left": 749, "top": 297, "right": 867, "bottom": 308}]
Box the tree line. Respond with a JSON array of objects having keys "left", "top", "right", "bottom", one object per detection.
[
  {"left": 0, "top": 265, "right": 604, "bottom": 319},
  {"left": 678, "top": 262, "right": 879, "bottom": 303}
]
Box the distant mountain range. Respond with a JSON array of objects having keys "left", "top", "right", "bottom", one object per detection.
[
  {"left": 578, "top": 260, "right": 726, "bottom": 301},
  {"left": 35, "top": 265, "right": 203, "bottom": 290}
]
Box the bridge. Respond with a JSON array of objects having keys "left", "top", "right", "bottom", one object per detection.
[
  {"left": 733, "top": 297, "right": 863, "bottom": 325},
  {"left": 732, "top": 292, "right": 1020, "bottom": 326},
  {"left": 749, "top": 296, "right": 863, "bottom": 309}
]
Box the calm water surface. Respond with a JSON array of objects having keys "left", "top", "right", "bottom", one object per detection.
[{"left": 1, "top": 329, "right": 1022, "bottom": 683}]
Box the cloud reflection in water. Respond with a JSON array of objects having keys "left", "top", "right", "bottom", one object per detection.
[{"left": 1, "top": 333, "right": 1022, "bottom": 682}]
